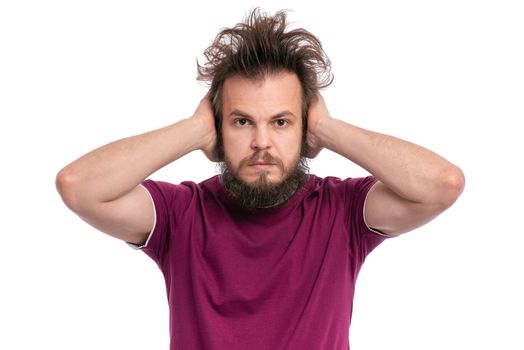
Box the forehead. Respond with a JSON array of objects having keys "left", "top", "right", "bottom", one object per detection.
[{"left": 221, "top": 72, "right": 303, "bottom": 118}]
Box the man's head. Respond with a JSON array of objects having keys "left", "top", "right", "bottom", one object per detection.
[{"left": 196, "top": 8, "right": 333, "bottom": 209}]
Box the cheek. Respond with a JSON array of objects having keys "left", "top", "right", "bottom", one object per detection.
[
  {"left": 223, "top": 131, "right": 238, "bottom": 151},
  {"left": 281, "top": 131, "right": 303, "bottom": 154}
]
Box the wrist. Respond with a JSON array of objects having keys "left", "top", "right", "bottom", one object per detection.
[
  {"left": 186, "top": 115, "right": 217, "bottom": 160},
  {"left": 182, "top": 115, "right": 203, "bottom": 144},
  {"left": 310, "top": 116, "right": 334, "bottom": 149}
]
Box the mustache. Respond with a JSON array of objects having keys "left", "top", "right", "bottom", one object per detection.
[{"left": 240, "top": 151, "right": 284, "bottom": 169}]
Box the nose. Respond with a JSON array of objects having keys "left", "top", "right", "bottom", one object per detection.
[{"left": 251, "top": 125, "right": 271, "bottom": 151}]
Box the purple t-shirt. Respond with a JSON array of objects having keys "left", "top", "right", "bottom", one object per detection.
[{"left": 128, "top": 174, "right": 388, "bottom": 350}]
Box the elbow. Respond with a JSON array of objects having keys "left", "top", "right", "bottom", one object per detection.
[
  {"left": 56, "top": 167, "right": 83, "bottom": 212},
  {"left": 438, "top": 165, "right": 466, "bottom": 208}
]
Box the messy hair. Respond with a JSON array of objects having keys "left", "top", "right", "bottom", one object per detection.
[{"left": 196, "top": 7, "right": 334, "bottom": 160}]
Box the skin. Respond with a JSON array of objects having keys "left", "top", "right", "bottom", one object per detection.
[{"left": 56, "top": 71, "right": 465, "bottom": 246}]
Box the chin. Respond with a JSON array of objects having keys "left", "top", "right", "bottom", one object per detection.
[{"left": 243, "top": 172, "right": 283, "bottom": 187}]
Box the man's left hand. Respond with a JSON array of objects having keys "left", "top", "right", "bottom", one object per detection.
[{"left": 306, "top": 93, "right": 332, "bottom": 158}]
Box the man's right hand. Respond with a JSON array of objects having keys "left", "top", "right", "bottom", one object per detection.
[{"left": 192, "top": 93, "right": 218, "bottom": 162}]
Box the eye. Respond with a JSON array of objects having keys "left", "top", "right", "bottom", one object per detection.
[
  {"left": 234, "top": 118, "right": 249, "bottom": 126},
  {"left": 275, "top": 119, "right": 288, "bottom": 127}
]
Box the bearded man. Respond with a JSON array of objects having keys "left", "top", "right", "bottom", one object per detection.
[{"left": 56, "top": 8, "right": 465, "bottom": 350}]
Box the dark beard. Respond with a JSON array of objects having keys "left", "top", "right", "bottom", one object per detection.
[{"left": 219, "top": 151, "right": 309, "bottom": 211}]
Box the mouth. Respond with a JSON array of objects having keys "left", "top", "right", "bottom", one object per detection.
[{"left": 248, "top": 162, "right": 276, "bottom": 169}]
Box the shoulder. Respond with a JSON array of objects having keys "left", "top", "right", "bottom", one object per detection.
[
  {"left": 141, "top": 175, "right": 219, "bottom": 205},
  {"left": 302, "top": 175, "right": 378, "bottom": 215},
  {"left": 307, "top": 174, "right": 377, "bottom": 195},
  {"left": 197, "top": 175, "right": 222, "bottom": 192}
]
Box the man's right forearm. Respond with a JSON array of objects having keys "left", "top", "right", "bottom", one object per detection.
[{"left": 56, "top": 117, "right": 208, "bottom": 209}]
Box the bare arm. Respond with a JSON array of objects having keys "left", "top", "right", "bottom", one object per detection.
[
  {"left": 307, "top": 94, "right": 465, "bottom": 237},
  {"left": 56, "top": 95, "right": 216, "bottom": 245}
]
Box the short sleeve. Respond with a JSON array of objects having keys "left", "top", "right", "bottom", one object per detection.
[
  {"left": 125, "top": 183, "right": 157, "bottom": 251},
  {"left": 345, "top": 176, "right": 389, "bottom": 261},
  {"left": 125, "top": 179, "right": 193, "bottom": 268}
]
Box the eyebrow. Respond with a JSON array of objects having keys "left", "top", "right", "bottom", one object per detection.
[{"left": 228, "top": 109, "right": 297, "bottom": 119}]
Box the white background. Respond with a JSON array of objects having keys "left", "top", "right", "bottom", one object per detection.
[{"left": 1, "top": 1, "right": 523, "bottom": 349}]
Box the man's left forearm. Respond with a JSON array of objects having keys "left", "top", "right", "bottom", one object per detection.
[{"left": 315, "top": 117, "right": 465, "bottom": 206}]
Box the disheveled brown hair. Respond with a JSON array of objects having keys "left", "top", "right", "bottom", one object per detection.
[{"left": 196, "top": 7, "right": 334, "bottom": 160}]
